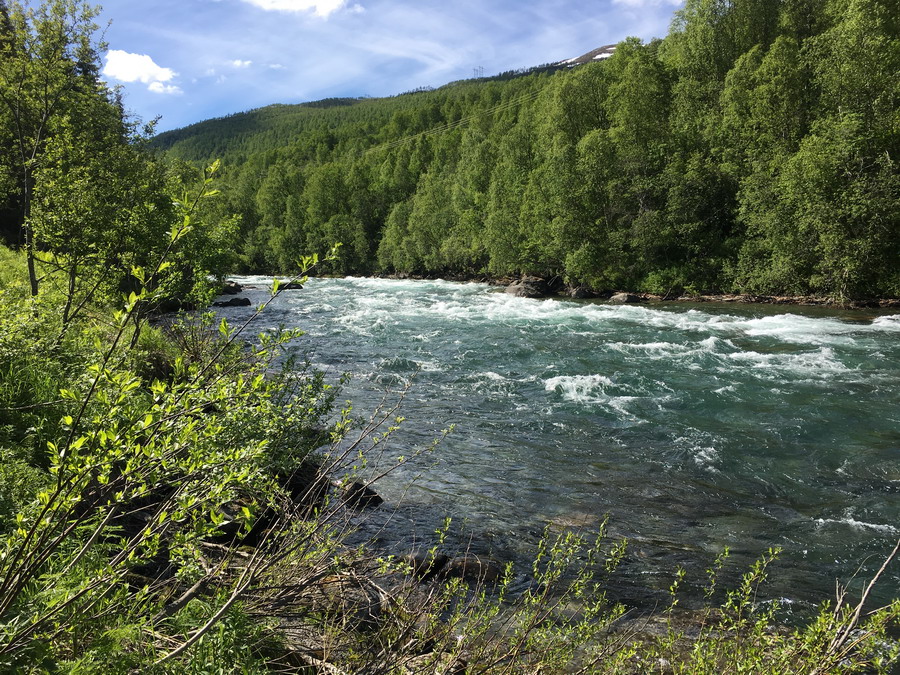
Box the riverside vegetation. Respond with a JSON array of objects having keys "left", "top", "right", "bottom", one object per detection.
[{"left": 1, "top": 0, "right": 900, "bottom": 672}]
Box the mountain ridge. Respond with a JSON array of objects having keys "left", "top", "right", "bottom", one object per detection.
[{"left": 150, "top": 44, "right": 618, "bottom": 153}]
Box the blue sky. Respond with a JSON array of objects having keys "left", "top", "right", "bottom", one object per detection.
[{"left": 95, "top": 0, "right": 684, "bottom": 132}]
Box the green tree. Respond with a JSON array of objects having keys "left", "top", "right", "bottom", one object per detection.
[
  {"left": 0, "top": 0, "right": 106, "bottom": 296},
  {"left": 29, "top": 121, "right": 173, "bottom": 325}
]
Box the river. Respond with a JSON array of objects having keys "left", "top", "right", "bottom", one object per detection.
[{"left": 219, "top": 276, "right": 900, "bottom": 611}]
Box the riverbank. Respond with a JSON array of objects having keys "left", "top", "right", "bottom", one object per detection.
[
  {"left": 363, "top": 271, "right": 900, "bottom": 309},
  {"left": 3, "top": 256, "right": 896, "bottom": 670}
]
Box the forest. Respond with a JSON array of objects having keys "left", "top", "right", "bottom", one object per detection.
[
  {"left": 153, "top": 0, "right": 900, "bottom": 302},
  {"left": 1, "top": 0, "right": 899, "bottom": 671}
]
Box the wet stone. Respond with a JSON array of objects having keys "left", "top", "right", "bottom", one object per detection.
[
  {"left": 442, "top": 555, "right": 503, "bottom": 583},
  {"left": 341, "top": 481, "right": 384, "bottom": 509}
]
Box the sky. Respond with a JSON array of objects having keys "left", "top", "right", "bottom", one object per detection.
[{"left": 93, "top": 0, "right": 685, "bottom": 133}]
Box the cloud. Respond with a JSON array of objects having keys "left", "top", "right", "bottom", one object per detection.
[
  {"left": 230, "top": 59, "right": 253, "bottom": 68},
  {"left": 240, "top": 0, "right": 351, "bottom": 18},
  {"left": 148, "top": 81, "right": 183, "bottom": 95},
  {"left": 103, "top": 50, "right": 182, "bottom": 94}
]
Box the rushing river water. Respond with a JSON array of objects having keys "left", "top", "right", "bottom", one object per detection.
[{"left": 220, "top": 276, "right": 900, "bottom": 610}]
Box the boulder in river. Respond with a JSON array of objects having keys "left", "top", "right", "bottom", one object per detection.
[
  {"left": 220, "top": 280, "right": 243, "bottom": 295},
  {"left": 441, "top": 554, "right": 503, "bottom": 583},
  {"left": 400, "top": 549, "right": 449, "bottom": 580},
  {"left": 568, "top": 286, "right": 594, "bottom": 299},
  {"left": 506, "top": 277, "right": 552, "bottom": 298},
  {"left": 274, "top": 280, "right": 304, "bottom": 290},
  {"left": 608, "top": 292, "right": 642, "bottom": 304},
  {"left": 307, "top": 573, "right": 382, "bottom": 629},
  {"left": 213, "top": 297, "right": 251, "bottom": 307},
  {"left": 341, "top": 480, "right": 384, "bottom": 509},
  {"left": 401, "top": 653, "right": 467, "bottom": 675}
]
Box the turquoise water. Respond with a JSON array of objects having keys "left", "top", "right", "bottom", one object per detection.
[{"left": 223, "top": 277, "right": 900, "bottom": 609}]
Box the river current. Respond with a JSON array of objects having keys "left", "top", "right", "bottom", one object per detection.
[{"left": 221, "top": 276, "right": 900, "bottom": 610}]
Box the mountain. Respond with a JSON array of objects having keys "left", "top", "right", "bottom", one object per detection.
[
  {"left": 554, "top": 44, "right": 617, "bottom": 66},
  {"left": 150, "top": 46, "right": 617, "bottom": 161}
]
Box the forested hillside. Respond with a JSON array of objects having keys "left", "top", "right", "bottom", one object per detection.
[{"left": 155, "top": 0, "right": 900, "bottom": 301}]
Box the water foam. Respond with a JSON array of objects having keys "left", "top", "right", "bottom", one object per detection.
[
  {"left": 723, "top": 347, "right": 852, "bottom": 381},
  {"left": 693, "top": 446, "right": 721, "bottom": 472},
  {"left": 544, "top": 374, "right": 615, "bottom": 402},
  {"left": 543, "top": 374, "right": 646, "bottom": 422},
  {"left": 872, "top": 314, "right": 900, "bottom": 331},
  {"left": 814, "top": 517, "right": 899, "bottom": 535}
]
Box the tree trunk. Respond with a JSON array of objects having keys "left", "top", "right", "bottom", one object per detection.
[{"left": 25, "top": 223, "right": 38, "bottom": 297}]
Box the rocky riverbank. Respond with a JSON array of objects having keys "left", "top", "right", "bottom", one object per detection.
[
  {"left": 372, "top": 272, "right": 900, "bottom": 309},
  {"left": 217, "top": 272, "right": 900, "bottom": 309}
]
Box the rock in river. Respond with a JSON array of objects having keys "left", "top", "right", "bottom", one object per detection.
[
  {"left": 341, "top": 481, "right": 384, "bottom": 509},
  {"left": 608, "top": 292, "right": 642, "bottom": 304},
  {"left": 506, "top": 277, "right": 552, "bottom": 298},
  {"left": 441, "top": 554, "right": 503, "bottom": 583},
  {"left": 213, "top": 297, "right": 251, "bottom": 307}
]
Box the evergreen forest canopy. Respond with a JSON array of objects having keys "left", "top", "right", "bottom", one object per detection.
[{"left": 155, "top": 0, "right": 900, "bottom": 302}]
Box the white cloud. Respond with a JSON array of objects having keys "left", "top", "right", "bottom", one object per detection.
[
  {"left": 148, "top": 81, "right": 183, "bottom": 95},
  {"left": 240, "top": 0, "right": 351, "bottom": 18},
  {"left": 230, "top": 59, "right": 253, "bottom": 68},
  {"left": 103, "top": 50, "right": 182, "bottom": 94},
  {"left": 268, "top": 63, "right": 285, "bottom": 69},
  {"left": 104, "top": 50, "right": 175, "bottom": 84}
]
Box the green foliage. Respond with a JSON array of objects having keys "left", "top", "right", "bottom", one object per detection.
[
  {"left": 632, "top": 546, "right": 900, "bottom": 674},
  {"left": 149, "top": 0, "right": 899, "bottom": 300},
  {"left": 0, "top": 239, "right": 344, "bottom": 671}
]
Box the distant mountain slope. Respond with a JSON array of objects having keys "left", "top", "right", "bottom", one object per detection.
[
  {"left": 555, "top": 44, "right": 617, "bottom": 66},
  {"left": 150, "top": 47, "right": 614, "bottom": 163}
]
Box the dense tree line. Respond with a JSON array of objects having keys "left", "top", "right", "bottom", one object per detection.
[
  {"left": 156, "top": 0, "right": 899, "bottom": 301},
  {"left": 0, "top": 0, "right": 235, "bottom": 312}
]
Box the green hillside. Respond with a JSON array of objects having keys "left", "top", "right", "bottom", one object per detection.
[{"left": 154, "top": 0, "right": 899, "bottom": 302}]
